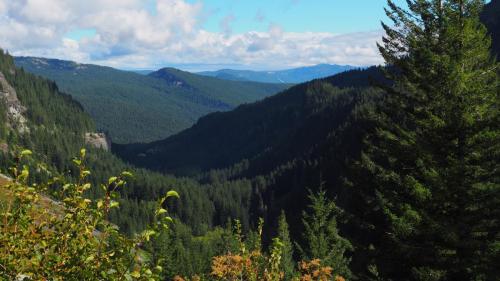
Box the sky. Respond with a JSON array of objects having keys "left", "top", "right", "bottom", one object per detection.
[{"left": 0, "top": 0, "right": 408, "bottom": 71}]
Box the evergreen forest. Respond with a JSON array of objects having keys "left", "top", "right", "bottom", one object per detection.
[{"left": 0, "top": 0, "right": 499, "bottom": 280}]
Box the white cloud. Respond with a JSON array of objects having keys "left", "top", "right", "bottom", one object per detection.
[
  {"left": 18, "top": 0, "right": 71, "bottom": 24},
  {"left": 0, "top": 0, "right": 7, "bottom": 15},
  {"left": 0, "top": 0, "right": 384, "bottom": 70}
]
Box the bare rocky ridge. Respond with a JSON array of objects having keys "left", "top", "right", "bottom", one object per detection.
[
  {"left": 85, "top": 132, "right": 111, "bottom": 151},
  {"left": 0, "top": 71, "right": 29, "bottom": 134}
]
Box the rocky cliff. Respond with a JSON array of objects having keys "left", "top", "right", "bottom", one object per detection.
[
  {"left": 0, "top": 71, "right": 29, "bottom": 134},
  {"left": 85, "top": 132, "right": 110, "bottom": 151}
]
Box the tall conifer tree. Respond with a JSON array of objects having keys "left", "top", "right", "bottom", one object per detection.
[
  {"left": 297, "top": 189, "right": 352, "bottom": 279},
  {"left": 347, "top": 0, "right": 499, "bottom": 279},
  {"left": 276, "top": 211, "right": 296, "bottom": 280}
]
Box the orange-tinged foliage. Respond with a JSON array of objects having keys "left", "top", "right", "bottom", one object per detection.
[
  {"left": 297, "top": 259, "right": 342, "bottom": 281},
  {"left": 210, "top": 251, "right": 266, "bottom": 281},
  {"left": 208, "top": 220, "right": 345, "bottom": 281}
]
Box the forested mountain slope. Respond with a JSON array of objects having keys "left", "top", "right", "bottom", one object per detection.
[
  {"left": 0, "top": 49, "right": 263, "bottom": 241},
  {"left": 0, "top": 49, "right": 269, "bottom": 279},
  {"left": 14, "top": 57, "right": 289, "bottom": 143},
  {"left": 149, "top": 68, "right": 292, "bottom": 107},
  {"left": 0, "top": 52, "right": 94, "bottom": 171},
  {"left": 114, "top": 67, "right": 388, "bottom": 257},
  {"left": 114, "top": 66, "right": 385, "bottom": 176},
  {"left": 198, "top": 63, "right": 357, "bottom": 83}
]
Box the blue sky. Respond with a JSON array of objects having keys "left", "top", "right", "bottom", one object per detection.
[
  {"left": 1, "top": 0, "right": 412, "bottom": 70},
  {"left": 197, "top": 0, "right": 407, "bottom": 34}
]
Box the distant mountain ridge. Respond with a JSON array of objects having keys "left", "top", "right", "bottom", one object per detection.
[
  {"left": 198, "top": 64, "right": 359, "bottom": 84},
  {"left": 14, "top": 57, "right": 289, "bottom": 143}
]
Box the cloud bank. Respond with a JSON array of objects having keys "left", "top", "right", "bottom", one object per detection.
[{"left": 0, "top": 0, "right": 384, "bottom": 70}]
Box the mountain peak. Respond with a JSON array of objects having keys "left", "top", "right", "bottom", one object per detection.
[{"left": 148, "top": 68, "right": 191, "bottom": 89}]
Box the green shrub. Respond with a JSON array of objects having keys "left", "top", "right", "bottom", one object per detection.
[{"left": 0, "top": 149, "right": 178, "bottom": 280}]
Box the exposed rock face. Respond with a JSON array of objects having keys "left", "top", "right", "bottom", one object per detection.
[
  {"left": 85, "top": 133, "right": 111, "bottom": 151},
  {"left": 0, "top": 71, "right": 29, "bottom": 133}
]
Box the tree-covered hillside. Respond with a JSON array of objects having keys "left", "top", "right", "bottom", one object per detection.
[
  {"left": 1, "top": 50, "right": 265, "bottom": 238},
  {"left": 14, "top": 57, "right": 289, "bottom": 143},
  {"left": 114, "top": 66, "right": 385, "bottom": 176},
  {"left": 149, "top": 68, "right": 293, "bottom": 109},
  {"left": 0, "top": 51, "right": 94, "bottom": 172}
]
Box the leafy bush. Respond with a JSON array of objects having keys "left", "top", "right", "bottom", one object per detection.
[{"left": 0, "top": 149, "right": 178, "bottom": 280}]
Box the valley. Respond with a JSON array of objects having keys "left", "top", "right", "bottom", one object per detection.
[{"left": 0, "top": 0, "right": 499, "bottom": 280}]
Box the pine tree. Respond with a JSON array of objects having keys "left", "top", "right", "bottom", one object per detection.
[
  {"left": 347, "top": 0, "right": 499, "bottom": 280},
  {"left": 297, "top": 188, "right": 352, "bottom": 279},
  {"left": 276, "top": 211, "right": 295, "bottom": 280}
]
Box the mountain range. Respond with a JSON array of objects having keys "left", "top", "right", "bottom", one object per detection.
[
  {"left": 14, "top": 57, "right": 289, "bottom": 143},
  {"left": 197, "top": 64, "right": 358, "bottom": 83}
]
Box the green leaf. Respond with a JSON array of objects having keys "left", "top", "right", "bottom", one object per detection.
[
  {"left": 108, "top": 176, "right": 118, "bottom": 185},
  {"left": 166, "top": 190, "right": 179, "bottom": 199},
  {"left": 121, "top": 171, "right": 133, "bottom": 178},
  {"left": 156, "top": 208, "right": 167, "bottom": 215},
  {"left": 21, "top": 149, "right": 32, "bottom": 157},
  {"left": 82, "top": 183, "right": 91, "bottom": 191},
  {"left": 142, "top": 229, "right": 156, "bottom": 241},
  {"left": 20, "top": 168, "right": 29, "bottom": 179},
  {"left": 110, "top": 201, "right": 119, "bottom": 208}
]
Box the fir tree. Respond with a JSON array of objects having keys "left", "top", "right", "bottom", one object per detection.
[
  {"left": 297, "top": 188, "right": 352, "bottom": 279},
  {"left": 347, "top": 0, "right": 499, "bottom": 279},
  {"left": 276, "top": 211, "right": 295, "bottom": 280}
]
